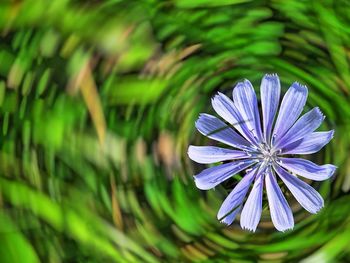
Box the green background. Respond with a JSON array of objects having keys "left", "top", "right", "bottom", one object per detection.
[{"left": 0, "top": 0, "right": 349, "bottom": 262}]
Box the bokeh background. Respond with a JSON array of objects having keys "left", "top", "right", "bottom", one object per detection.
[{"left": 0, "top": 0, "right": 350, "bottom": 262}]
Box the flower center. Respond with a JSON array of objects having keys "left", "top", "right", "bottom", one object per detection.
[{"left": 259, "top": 143, "right": 277, "bottom": 165}]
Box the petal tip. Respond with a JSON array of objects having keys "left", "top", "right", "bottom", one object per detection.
[
  {"left": 243, "top": 79, "right": 253, "bottom": 85},
  {"left": 219, "top": 212, "right": 237, "bottom": 225},
  {"left": 196, "top": 113, "right": 205, "bottom": 121},
  {"left": 282, "top": 227, "right": 294, "bottom": 232},
  {"left": 308, "top": 197, "right": 324, "bottom": 214},
  {"left": 241, "top": 225, "right": 257, "bottom": 232},
  {"left": 216, "top": 91, "right": 226, "bottom": 98},
  {"left": 187, "top": 145, "right": 195, "bottom": 159},
  {"left": 264, "top": 73, "right": 279, "bottom": 80},
  {"left": 292, "top": 81, "right": 308, "bottom": 92},
  {"left": 217, "top": 208, "right": 227, "bottom": 220},
  {"left": 195, "top": 114, "right": 210, "bottom": 129},
  {"left": 329, "top": 165, "right": 337, "bottom": 177},
  {"left": 315, "top": 107, "right": 325, "bottom": 118},
  {"left": 235, "top": 81, "right": 245, "bottom": 89},
  {"left": 315, "top": 205, "right": 324, "bottom": 214},
  {"left": 211, "top": 93, "right": 227, "bottom": 106},
  {"left": 276, "top": 224, "right": 294, "bottom": 232},
  {"left": 220, "top": 219, "right": 232, "bottom": 226},
  {"left": 193, "top": 176, "right": 211, "bottom": 190}
]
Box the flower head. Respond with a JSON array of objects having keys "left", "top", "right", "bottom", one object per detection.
[{"left": 188, "top": 74, "right": 336, "bottom": 232}]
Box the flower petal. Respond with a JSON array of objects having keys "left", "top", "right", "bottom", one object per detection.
[
  {"left": 274, "top": 165, "right": 324, "bottom": 214},
  {"left": 260, "top": 74, "right": 281, "bottom": 143},
  {"left": 195, "top": 114, "right": 252, "bottom": 150},
  {"left": 220, "top": 206, "right": 241, "bottom": 225},
  {"left": 188, "top": 146, "right": 250, "bottom": 164},
  {"left": 217, "top": 166, "right": 259, "bottom": 220},
  {"left": 211, "top": 92, "right": 257, "bottom": 145},
  {"left": 277, "top": 158, "right": 337, "bottom": 181},
  {"left": 194, "top": 159, "right": 256, "bottom": 190},
  {"left": 232, "top": 80, "right": 263, "bottom": 142},
  {"left": 281, "top": 130, "right": 334, "bottom": 155},
  {"left": 275, "top": 107, "right": 324, "bottom": 149},
  {"left": 265, "top": 169, "right": 294, "bottom": 231},
  {"left": 272, "top": 82, "right": 308, "bottom": 145},
  {"left": 240, "top": 171, "right": 264, "bottom": 232}
]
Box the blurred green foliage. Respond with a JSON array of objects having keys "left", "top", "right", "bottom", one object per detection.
[{"left": 0, "top": 0, "right": 350, "bottom": 262}]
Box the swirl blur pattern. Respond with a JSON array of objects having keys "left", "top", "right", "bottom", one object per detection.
[{"left": 0, "top": 0, "right": 349, "bottom": 262}]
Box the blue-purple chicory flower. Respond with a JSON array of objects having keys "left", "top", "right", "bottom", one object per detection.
[{"left": 188, "top": 74, "right": 336, "bottom": 232}]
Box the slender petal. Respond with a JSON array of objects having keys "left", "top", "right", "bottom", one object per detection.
[
  {"left": 195, "top": 114, "right": 252, "bottom": 150},
  {"left": 274, "top": 165, "right": 324, "bottom": 214},
  {"left": 275, "top": 107, "right": 324, "bottom": 149},
  {"left": 281, "top": 130, "right": 334, "bottom": 155},
  {"left": 188, "top": 146, "right": 250, "bottom": 164},
  {"left": 240, "top": 171, "right": 264, "bottom": 232},
  {"left": 278, "top": 158, "right": 336, "bottom": 181},
  {"left": 260, "top": 74, "right": 281, "bottom": 143},
  {"left": 217, "top": 166, "right": 259, "bottom": 220},
  {"left": 232, "top": 80, "right": 263, "bottom": 142},
  {"left": 211, "top": 92, "right": 257, "bottom": 145},
  {"left": 194, "top": 159, "right": 256, "bottom": 190},
  {"left": 272, "top": 82, "right": 308, "bottom": 144},
  {"left": 220, "top": 206, "right": 241, "bottom": 225},
  {"left": 265, "top": 169, "right": 294, "bottom": 231}
]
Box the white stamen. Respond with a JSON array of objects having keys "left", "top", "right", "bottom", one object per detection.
[{"left": 258, "top": 142, "right": 278, "bottom": 166}]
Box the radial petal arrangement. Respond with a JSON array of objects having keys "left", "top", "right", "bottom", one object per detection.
[{"left": 188, "top": 74, "right": 336, "bottom": 232}]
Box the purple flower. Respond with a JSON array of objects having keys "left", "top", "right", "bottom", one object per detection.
[{"left": 188, "top": 74, "right": 336, "bottom": 232}]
